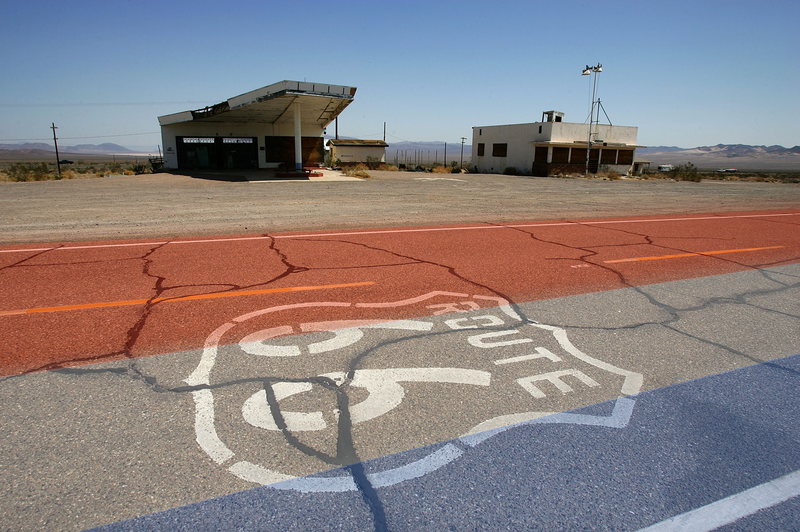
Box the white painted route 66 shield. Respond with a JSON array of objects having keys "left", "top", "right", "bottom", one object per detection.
[{"left": 185, "top": 291, "right": 642, "bottom": 492}]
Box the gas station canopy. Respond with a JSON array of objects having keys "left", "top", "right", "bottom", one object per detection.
[{"left": 158, "top": 81, "right": 357, "bottom": 128}]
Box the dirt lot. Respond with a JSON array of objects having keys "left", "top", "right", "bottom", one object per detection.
[{"left": 2, "top": 170, "right": 800, "bottom": 244}]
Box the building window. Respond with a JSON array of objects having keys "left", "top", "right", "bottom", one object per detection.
[
  {"left": 601, "top": 149, "right": 618, "bottom": 165},
  {"left": 570, "top": 149, "right": 586, "bottom": 164},
  {"left": 477, "top": 143, "right": 485, "bottom": 156},
  {"left": 492, "top": 143, "right": 508, "bottom": 157},
  {"left": 539, "top": 126, "right": 542, "bottom": 134},
  {"left": 552, "top": 147, "right": 570, "bottom": 163},
  {"left": 617, "top": 150, "right": 634, "bottom": 165}
]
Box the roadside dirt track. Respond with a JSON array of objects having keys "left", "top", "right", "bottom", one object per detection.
[{"left": 2, "top": 171, "right": 800, "bottom": 244}]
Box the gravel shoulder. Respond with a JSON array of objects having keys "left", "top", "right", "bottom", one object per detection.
[{"left": 2, "top": 171, "right": 800, "bottom": 244}]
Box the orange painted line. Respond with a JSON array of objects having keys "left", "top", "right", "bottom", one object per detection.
[
  {"left": 604, "top": 246, "right": 785, "bottom": 264},
  {"left": 1, "top": 281, "right": 374, "bottom": 317}
]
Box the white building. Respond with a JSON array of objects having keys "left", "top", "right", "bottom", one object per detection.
[
  {"left": 158, "top": 81, "right": 356, "bottom": 171},
  {"left": 472, "top": 111, "right": 640, "bottom": 176},
  {"left": 326, "top": 139, "right": 388, "bottom": 166}
]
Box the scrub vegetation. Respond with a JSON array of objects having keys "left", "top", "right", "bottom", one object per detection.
[{"left": 0, "top": 160, "right": 154, "bottom": 182}]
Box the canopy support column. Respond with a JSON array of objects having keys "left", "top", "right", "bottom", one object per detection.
[{"left": 293, "top": 101, "right": 302, "bottom": 170}]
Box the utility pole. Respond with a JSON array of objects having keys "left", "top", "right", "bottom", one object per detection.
[
  {"left": 444, "top": 142, "right": 447, "bottom": 167},
  {"left": 383, "top": 122, "right": 386, "bottom": 142},
  {"left": 460, "top": 137, "right": 466, "bottom": 169},
  {"left": 51, "top": 123, "right": 61, "bottom": 175}
]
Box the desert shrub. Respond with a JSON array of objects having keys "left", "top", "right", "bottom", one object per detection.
[
  {"left": 342, "top": 163, "right": 371, "bottom": 178},
  {"left": 667, "top": 162, "right": 701, "bottom": 182},
  {"left": 432, "top": 165, "right": 453, "bottom": 173},
  {"left": 132, "top": 164, "right": 149, "bottom": 175},
  {"left": 5, "top": 162, "right": 52, "bottom": 182},
  {"left": 365, "top": 156, "right": 382, "bottom": 170},
  {"left": 597, "top": 169, "right": 622, "bottom": 180}
]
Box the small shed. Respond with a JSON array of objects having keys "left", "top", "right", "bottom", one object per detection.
[
  {"left": 632, "top": 159, "right": 650, "bottom": 175},
  {"left": 327, "top": 139, "right": 388, "bottom": 166}
]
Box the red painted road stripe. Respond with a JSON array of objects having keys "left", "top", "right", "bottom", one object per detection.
[
  {"left": 604, "top": 246, "right": 786, "bottom": 264},
  {"left": 0, "top": 281, "right": 375, "bottom": 317},
  {"left": 2, "top": 212, "right": 798, "bottom": 254},
  {"left": 2, "top": 210, "right": 798, "bottom": 377}
]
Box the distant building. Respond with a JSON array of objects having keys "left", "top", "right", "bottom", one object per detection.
[
  {"left": 472, "top": 110, "right": 641, "bottom": 176},
  {"left": 158, "top": 81, "right": 356, "bottom": 171},
  {"left": 326, "top": 139, "right": 388, "bottom": 166},
  {"left": 632, "top": 159, "right": 651, "bottom": 175}
]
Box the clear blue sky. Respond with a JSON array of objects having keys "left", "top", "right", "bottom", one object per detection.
[{"left": 1, "top": 0, "right": 798, "bottom": 152}]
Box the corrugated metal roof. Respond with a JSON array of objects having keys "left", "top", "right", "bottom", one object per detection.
[{"left": 327, "top": 139, "right": 388, "bottom": 147}]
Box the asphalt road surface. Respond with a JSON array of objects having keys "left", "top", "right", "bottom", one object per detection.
[{"left": 1, "top": 172, "right": 799, "bottom": 531}]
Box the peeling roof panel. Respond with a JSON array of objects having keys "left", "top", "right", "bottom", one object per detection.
[
  {"left": 327, "top": 139, "right": 388, "bottom": 147},
  {"left": 158, "top": 80, "right": 357, "bottom": 128}
]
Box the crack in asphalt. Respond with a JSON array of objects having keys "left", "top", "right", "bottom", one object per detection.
[
  {"left": 254, "top": 236, "right": 527, "bottom": 531},
  {"left": 13, "top": 234, "right": 313, "bottom": 375},
  {"left": 499, "top": 220, "right": 800, "bottom": 371},
  {"left": 3, "top": 222, "right": 798, "bottom": 531},
  {"left": 0, "top": 246, "right": 66, "bottom": 271}
]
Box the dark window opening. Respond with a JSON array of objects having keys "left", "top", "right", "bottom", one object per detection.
[
  {"left": 552, "top": 147, "right": 570, "bottom": 163},
  {"left": 570, "top": 148, "right": 586, "bottom": 164},
  {"left": 264, "top": 136, "right": 325, "bottom": 167},
  {"left": 601, "top": 149, "right": 618, "bottom": 165},
  {"left": 534, "top": 146, "right": 548, "bottom": 162},
  {"left": 617, "top": 150, "right": 634, "bottom": 165},
  {"left": 477, "top": 143, "right": 485, "bottom": 156},
  {"left": 492, "top": 143, "right": 508, "bottom": 157}
]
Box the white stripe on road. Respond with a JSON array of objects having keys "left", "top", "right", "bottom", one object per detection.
[
  {"left": 637, "top": 469, "right": 800, "bottom": 532},
  {"left": 2, "top": 212, "right": 797, "bottom": 253}
]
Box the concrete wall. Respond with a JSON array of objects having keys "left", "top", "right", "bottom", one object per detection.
[
  {"left": 160, "top": 122, "right": 324, "bottom": 169},
  {"left": 472, "top": 123, "right": 538, "bottom": 174},
  {"left": 472, "top": 122, "right": 638, "bottom": 174},
  {"left": 330, "top": 145, "right": 386, "bottom": 165}
]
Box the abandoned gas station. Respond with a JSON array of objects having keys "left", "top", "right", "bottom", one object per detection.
[{"left": 158, "top": 81, "right": 356, "bottom": 172}]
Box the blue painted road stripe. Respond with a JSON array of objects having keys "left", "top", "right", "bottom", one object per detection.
[{"left": 88, "top": 354, "right": 800, "bottom": 531}]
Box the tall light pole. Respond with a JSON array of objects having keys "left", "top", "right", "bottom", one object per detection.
[
  {"left": 582, "top": 63, "right": 602, "bottom": 175},
  {"left": 460, "top": 137, "right": 466, "bottom": 169}
]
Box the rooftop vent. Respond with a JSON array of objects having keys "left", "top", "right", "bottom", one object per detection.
[{"left": 542, "top": 110, "right": 565, "bottom": 123}]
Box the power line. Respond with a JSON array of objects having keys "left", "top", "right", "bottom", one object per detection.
[
  {"left": 0, "top": 101, "right": 210, "bottom": 108},
  {"left": 0, "top": 131, "right": 160, "bottom": 142},
  {"left": 386, "top": 133, "right": 414, "bottom": 143}
]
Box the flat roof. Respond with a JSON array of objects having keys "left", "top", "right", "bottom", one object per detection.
[
  {"left": 158, "top": 80, "right": 356, "bottom": 128},
  {"left": 327, "top": 139, "right": 388, "bottom": 147}
]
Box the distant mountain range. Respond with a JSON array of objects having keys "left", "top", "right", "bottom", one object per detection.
[
  {"left": 637, "top": 144, "right": 800, "bottom": 171},
  {"left": 0, "top": 142, "right": 135, "bottom": 154},
  {"left": 2, "top": 141, "right": 797, "bottom": 170},
  {"left": 640, "top": 144, "right": 800, "bottom": 157}
]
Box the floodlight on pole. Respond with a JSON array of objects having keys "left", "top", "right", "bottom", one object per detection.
[{"left": 582, "top": 63, "right": 602, "bottom": 175}]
